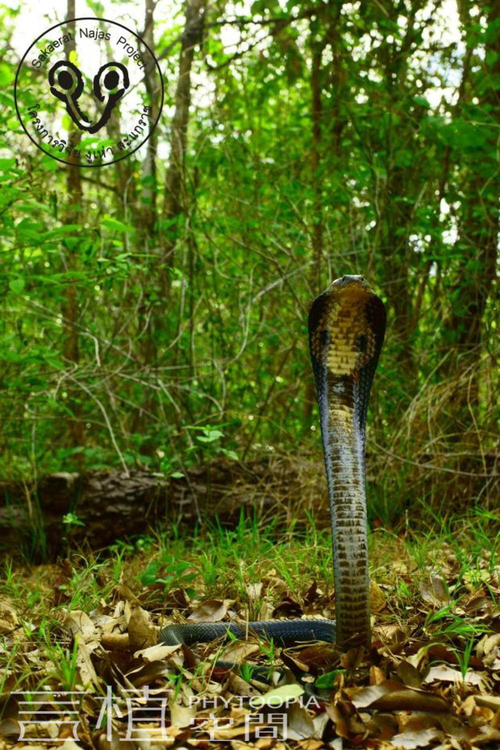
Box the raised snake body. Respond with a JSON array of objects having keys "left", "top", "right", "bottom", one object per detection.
[{"left": 159, "top": 276, "right": 386, "bottom": 655}]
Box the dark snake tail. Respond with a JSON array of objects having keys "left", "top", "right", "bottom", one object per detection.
[{"left": 158, "top": 619, "right": 336, "bottom": 648}]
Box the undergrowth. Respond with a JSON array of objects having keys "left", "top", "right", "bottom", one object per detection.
[
  {"left": 1, "top": 506, "right": 498, "bottom": 674},
  {"left": 0, "top": 506, "right": 499, "bottom": 746}
]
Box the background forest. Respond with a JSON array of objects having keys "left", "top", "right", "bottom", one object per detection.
[
  {"left": 0, "top": 2, "right": 499, "bottom": 746},
  {"left": 0, "top": 0, "right": 498, "bottom": 534}
]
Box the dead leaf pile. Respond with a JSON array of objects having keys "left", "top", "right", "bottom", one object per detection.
[{"left": 0, "top": 542, "right": 499, "bottom": 749}]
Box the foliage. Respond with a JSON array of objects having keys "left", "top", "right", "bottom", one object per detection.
[{"left": 0, "top": 0, "right": 497, "bottom": 523}]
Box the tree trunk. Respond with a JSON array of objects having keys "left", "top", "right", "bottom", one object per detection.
[
  {"left": 142, "top": 0, "right": 160, "bottom": 238},
  {"left": 304, "top": 24, "right": 325, "bottom": 425},
  {"left": 0, "top": 458, "right": 315, "bottom": 560},
  {"left": 135, "top": 0, "right": 162, "bottom": 414},
  {"left": 162, "top": 0, "right": 206, "bottom": 277},
  {"left": 62, "top": 0, "right": 84, "bottom": 464}
]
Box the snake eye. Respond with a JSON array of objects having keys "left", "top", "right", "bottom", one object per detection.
[
  {"left": 48, "top": 60, "right": 84, "bottom": 100},
  {"left": 94, "top": 62, "right": 129, "bottom": 101}
]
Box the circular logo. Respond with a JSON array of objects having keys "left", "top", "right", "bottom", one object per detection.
[{"left": 14, "top": 17, "right": 164, "bottom": 168}]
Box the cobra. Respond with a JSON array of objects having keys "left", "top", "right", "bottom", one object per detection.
[{"left": 159, "top": 276, "right": 386, "bottom": 659}]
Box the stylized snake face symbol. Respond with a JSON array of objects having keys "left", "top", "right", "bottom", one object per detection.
[{"left": 48, "top": 60, "right": 129, "bottom": 134}]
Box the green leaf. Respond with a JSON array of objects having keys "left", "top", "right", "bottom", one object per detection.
[
  {"left": 314, "top": 670, "right": 345, "bottom": 689},
  {"left": 9, "top": 278, "right": 25, "bottom": 294},
  {"left": 40, "top": 225, "right": 82, "bottom": 241},
  {"left": 101, "top": 217, "right": 135, "bottom": 234},
  {"left": 41, "top": 155, "right": 59, "bottom": 172},
  {"left": 0, "top": 63, "right": 14, "bottom": 87},
  {"left": 413, "top": 95, "right": 431, "bottom": 109},
  {"left": 62, "top": 513, "right": 85, "bottom": 527},
  {"left": 197, "top": 429, "right": 224, "bottom": 443},
  {"left": 0, "top": 157, "right": 16, "bottom": 171}
]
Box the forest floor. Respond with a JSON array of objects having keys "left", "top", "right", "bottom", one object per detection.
[{"left": 0, "top": 509, "right": 499, "bottom": 749}]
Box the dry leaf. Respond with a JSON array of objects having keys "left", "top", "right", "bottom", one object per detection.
[
  {"left": 76, "top": 639, "right": 99, "bottom": 687},
  {"left": 396, "top": 660, "right": 422, "bottom": 688},
  {"left": 367, "top": 711, "right": 398, "bottom": 741},
  {"left": 369, "top": 665, "right": 386, "bottom": 685},
  {"left": 472, "top": 695, "right": 500, "bottom": 710},
  {"left": 288, "top": 643, "right": 337, "bottom": 671},
  {"left": 0, "top": 601, "right": 19, "bottom": 634},
  {"left": 303, "top": 581, "right": 319, "bottom": 605},
  {"left": 220, "top": 641, "right": 260, "bottom": 663},
  {"left": 115, "top": 584, "right": 140, "bottom": 604},
  {"left": 188, "top": 599, "right": 227, "bottom": 622},
  {"left": 352, "top": 680, "right": 449, "bottom": 712},
  {"left": 246, "top": 582, "right": 263, "bottom": 601},
  {"left": 100, "top": 633, "right": 129, "bottom": 649},
  {"left": 483, "top": 633, "right": 500, "bottom": 655},
  {"left": 340, "top": 646, "right": 366, "bottom": 670},
  {"left": 252, "top": 684, "right": 304, "bottom": 708},
  {"left": 325, "top": 702, "right": 350, "bottom": 740},
  {"left": 133, "top": 643, "right": 181, "bottom": 662},
  {"left": 468, "top": 727, "right": 500, "bottom": 746},
  {"left": 272, "top": 596, "right": 303, "bottom": 618},
  {"left": 390, "top": 727, "right": 441, "bottom": 749},
  {"left": 370, "top": 580, "right": 386, "bottom": 613},
  {"left": 229, "top": 673, "right": 262, "bottom": 697},
  {"left": 312, "top": 712, "right": 330, "bottom": 740},
  {"left": 0, "top": 719, "right": 20, "bottom": 739},
  {"left": 58, "top": 739, "right": 85, "bottom": 750},
  {"left": 419, "top": 575, "right": 449, "bottom": 607},
  {"left": 63, "top": 611, "right": 96, "bottom": 640},
  {"left": 424, "top": 664, "right": 485, "bottom": 686},
  {"left": 285, "top": 702, "right": 316, "bottom": 740},
  {"left": 375, "top": 624, "right": 405, "bottom": 643},
  {"left": 128, "top": 605, "right": 157, "bottom": 650},
  {"left": 170, "top": 701, "right": 197, "bottom": 728}
]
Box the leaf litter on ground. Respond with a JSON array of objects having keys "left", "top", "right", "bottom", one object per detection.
[{"left": 0, "top": 525, "right": 499, "bottom": 748}]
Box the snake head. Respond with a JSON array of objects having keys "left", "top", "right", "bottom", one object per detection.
[
  {"left": 309, "top": 276, "right": 383, "bottom": 342},
  {"left": 308, "top": 274, "right": 386, "bottom": 422}
]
